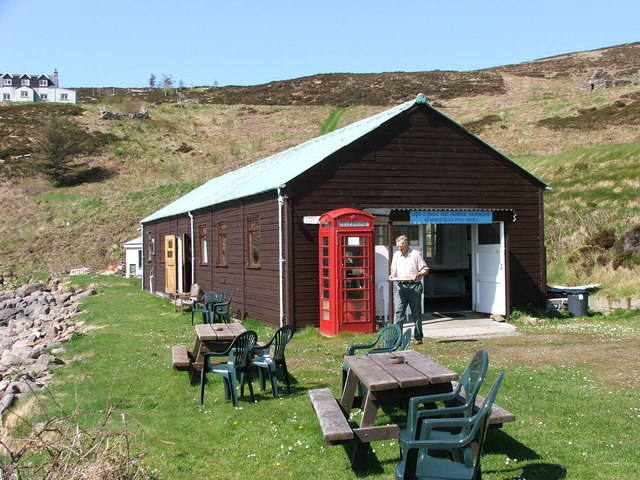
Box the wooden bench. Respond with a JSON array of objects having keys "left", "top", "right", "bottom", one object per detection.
[
  {"left": 451, "top": 381, "right": 516, "bottom": 427},
  {"left": 171, "top": 345, "right": 190, "bottom": 370},
  {"left": 309, "top": 388, "right": 354, "bottom": 444}
]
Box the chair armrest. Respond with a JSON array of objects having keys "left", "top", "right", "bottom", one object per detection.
[
  {"left": 203, "top": 349, "right": 232, "bottom": 368},
  {"left": 346, "top": 341, "right": 376, "bottom": 355},
  {"left": 401, "top": 417, "right": 475, "bottom": 451}
]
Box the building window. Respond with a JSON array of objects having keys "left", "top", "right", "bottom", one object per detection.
[
  {"left": 199, "top": 224, "right": 208, "bottom": 264},
  {"left": 20, "top": 91, "right": 29, "bottom": 98},
  {"left": 39, "top": 79, "right": 48, "bottom": 86},
  {"left": 138, "top": 250, "right": 142, "bottom": 268},
  {"left": 3, "top": 78, "right": 11, "bottom": 86},
  {"left": 60, "top": 93, "right": 68, "bottom": 100},
  {"left": 216, "top": 222, "right": 227, "bottom": 266},
  {"left": 247, "top": 216, "right": 260, "bottom": 267},
  {"left": 147, "top": 236, "right": 155, "bottom": 262},
  {"left": 40, "top": 93, "right": 48, "bottom": 100},
  {"left": 21, "top": 79, "right": 29, "bottom": 86},
  {"left": 2, "top": 94, "right": 9, "bottom": 101}
]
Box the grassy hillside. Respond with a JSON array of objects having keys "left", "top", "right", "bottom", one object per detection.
[{"left": 0, "top": 42, "right": 639, "bottom": 296}]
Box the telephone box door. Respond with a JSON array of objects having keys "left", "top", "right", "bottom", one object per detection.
[{"left": 340, "top": 233, "right": 372, "bottom": 328}]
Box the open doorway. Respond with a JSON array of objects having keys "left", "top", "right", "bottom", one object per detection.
[{"left": 372, "top": 213, "right": 506, "bottom": 318}]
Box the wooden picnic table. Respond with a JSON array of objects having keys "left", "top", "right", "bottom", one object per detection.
[
  {"left": 190, "top": 323, "right": 247, "bottom": 370},
  {"left": 340, "top": 350, "right": 458, "bottom": 469}
]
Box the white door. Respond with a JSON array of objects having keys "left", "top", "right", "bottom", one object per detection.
[{"left": 472, "top": 222, "right": 506, "bottom": 315}]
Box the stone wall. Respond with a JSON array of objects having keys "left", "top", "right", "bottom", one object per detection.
[{"left": 0, "top": 279, "right": 95, "bottom": 422}]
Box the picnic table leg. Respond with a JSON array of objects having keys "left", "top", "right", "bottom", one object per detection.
[
  {"left": 351, "top": 390, "right": 378, "bottom": 470},
  {"left": 340, "top": 368, "right": 358, "bottom": 412}
]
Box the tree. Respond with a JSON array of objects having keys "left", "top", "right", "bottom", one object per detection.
[
  {"left": 161, "top": 74, "right": 173, "bottom": 96},
  {"left": 148, "top": 73, "right": 156, "bottom": 88},
  {"left": 30, "top": 117, "right": 91, "bottom": 186}
]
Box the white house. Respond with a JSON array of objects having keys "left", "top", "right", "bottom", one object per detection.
[
  {"left": 123, "top": 237, "right": 143, "bottom": 278},
  {"left": 1, "top": 70, "right": 76, "bottom": 103}
]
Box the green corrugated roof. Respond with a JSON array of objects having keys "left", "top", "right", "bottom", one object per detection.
[{"left": 141, "top": 95, "right": 546, "bottom": 223}]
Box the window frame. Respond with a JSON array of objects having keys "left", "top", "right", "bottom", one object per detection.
[
  {"left": 40, "top": 93, "right": 48, "bottom": 100},
  {"left": 3, "top": 78, "right": 11, "bottom": 86},
  {"left": 60, "top": 93, "right": 68, "bottom": 100},
  {"left": 39, "top": 79, "right": 48, "bottom": 87},
  {"left": 21, "top": 78, "right": 29, "bottom": 86},
  {"left": 216, "top": 222, "right": 228, "bottom": 267},
  {"left": 246, "top": 216, "right": 261, "bottom": 268},
  {"left": 20, "top": 90, "right": 29, "bottom": 98},
  {"left": 2, "top": 93, "right": 10, "bottom": 100},
  {"left": 198, "top": 224, "right": 209, "bottom": 265}
]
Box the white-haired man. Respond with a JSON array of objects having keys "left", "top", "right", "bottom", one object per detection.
[{"left": 389, "top": 235, "right": 429, "bottom": 344}]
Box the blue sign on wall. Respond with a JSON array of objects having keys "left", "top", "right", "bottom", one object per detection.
[{"left": 410, "top": 210, "right": 493, "bottom": 224}]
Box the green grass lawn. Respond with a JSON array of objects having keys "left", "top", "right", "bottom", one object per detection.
[{"left": 5, "top": 276, "right": 639, "bottom": 479}]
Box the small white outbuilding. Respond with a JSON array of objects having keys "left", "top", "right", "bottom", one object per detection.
[{"left": 123, "top": 237, "right": 143, "bottom": 278}]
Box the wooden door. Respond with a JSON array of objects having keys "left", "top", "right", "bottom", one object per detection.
[{"left": 165, "top": 235, "right": 177, "bottom": 294}]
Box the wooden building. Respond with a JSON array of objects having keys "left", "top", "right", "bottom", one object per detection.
[{"left": 141, "top": 95, "right": 548, "bottom": 329}]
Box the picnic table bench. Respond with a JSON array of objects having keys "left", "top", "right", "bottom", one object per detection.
[{"left": 309, "top": 350, "right": 515, "bottom": 469}]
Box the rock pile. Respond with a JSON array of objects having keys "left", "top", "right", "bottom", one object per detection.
[{"left": 0, "top": 279, "right": 95, "bottom": 421}]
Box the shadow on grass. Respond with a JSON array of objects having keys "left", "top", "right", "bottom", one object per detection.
[
  {"left": 486, "top": 462, "right": 567, "bottom": 480},
  {"left": 484, "top": 428, "right": 541, "bottom": 460}
]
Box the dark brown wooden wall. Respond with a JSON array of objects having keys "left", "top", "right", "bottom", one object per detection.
[
  {"left": 144, "top": 192, "right": 282, "bottom": 326},
  {"left": 285, "top": 106, "right": 546, "bottom": 328}
]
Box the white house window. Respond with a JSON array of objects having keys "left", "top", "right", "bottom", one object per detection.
[
  {"left": 21, "top": 79, "right": 29, "bottom": 86},
  {"left": 40, "top": 93, "right": 48, "bottom": 100},
  {"left": 2, "top": 94, "right": 10, "bottom": 100},
  {"left": 60, "top": 93, "right": 68, "bottom": 100},
  {"left": 3, "top": 78, "right": 11, "bottom": 86},
  {"left": 20, "top": 91, "right": 29, "bottom": 98},
  {"left": 39, "top": 79, "right": 48, "bottom": 86}
]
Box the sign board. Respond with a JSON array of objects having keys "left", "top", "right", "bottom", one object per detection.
[
  {"left": 410, "top": 210, "right": 493, "bottom": 224},
  {"left": 303, "top": 216, "right": 320, "bottom": 224}
]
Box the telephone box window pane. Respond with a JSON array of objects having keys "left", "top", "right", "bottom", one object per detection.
[
  {"left": 345, "top": 246, "right": 363, "bottom": 257},
  {"left": 322, "top": 258, "right": 329, "bottom": 267},
  {"left": 322, "top": 310, "right": 330, "bottom": 320},
  {"left": 345, "top": 257, "right": 364, "bottom": 267},
  {"left": 323, "top": 279, "right": 329, "bottom": 288},
  {"left": 322, "top": 247, "right": 329, "bottom": 257},
  {"left": 322, "top": 300, "right": 330, "bottom": 309},
  {"left": 323, "top": 290, "right": 329, "bottom": 298},
  {"left": 346, "top": 236, "right": 361, "bottom": 246},
  {"left": 322, "top": 237, "right": 329, "bottom": 246},
  {"left": 346, "top": 290, "right": 365, "bottom": 299},
  {"left": 322, "top": 268, "right": 329, "bottom": 277}
]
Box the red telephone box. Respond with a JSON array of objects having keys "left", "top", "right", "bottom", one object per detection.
[{"left": 318, "top": 208, "right": 376, "bottom": 336}]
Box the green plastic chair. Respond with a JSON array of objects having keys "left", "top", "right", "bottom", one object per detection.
[
  {"left": 400, "top": 350, "right": 489, "bottom": 446},
  {"left": 400, "top": 328, "right": 413, "bottom": 350},
  {"left": 251, "top": 325, "right": 294, "bottom": 396},
  {"left": 191, "top": 291, "right": 221, "bottom": 325},
  {"left": 342, "top": 323, "right": 402, "bottom": 388},
  {"left": 199, "top": 330, "right": 258, "bottom": 407},
  {"left": 396, "top": 373, "right": 504, "bottom": 480},
  {"left": 209, "top": 294, "right": 231, "bottom": 324}
]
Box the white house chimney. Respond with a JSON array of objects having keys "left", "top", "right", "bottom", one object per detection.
[{"left": 52, "top": 69, "right": 59, "bottom": 87}]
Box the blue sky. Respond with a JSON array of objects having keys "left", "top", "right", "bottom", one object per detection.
[{"left": 0, "top": 0, "right": 638, "bottom": 88}]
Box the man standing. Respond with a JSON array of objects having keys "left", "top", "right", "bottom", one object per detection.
[{"left": 389, "top": 235, "right": 429, "bottom": 344}]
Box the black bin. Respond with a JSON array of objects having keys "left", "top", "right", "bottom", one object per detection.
[{"left": 567, "top": 292, "right": 589, "bottom": 317}]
